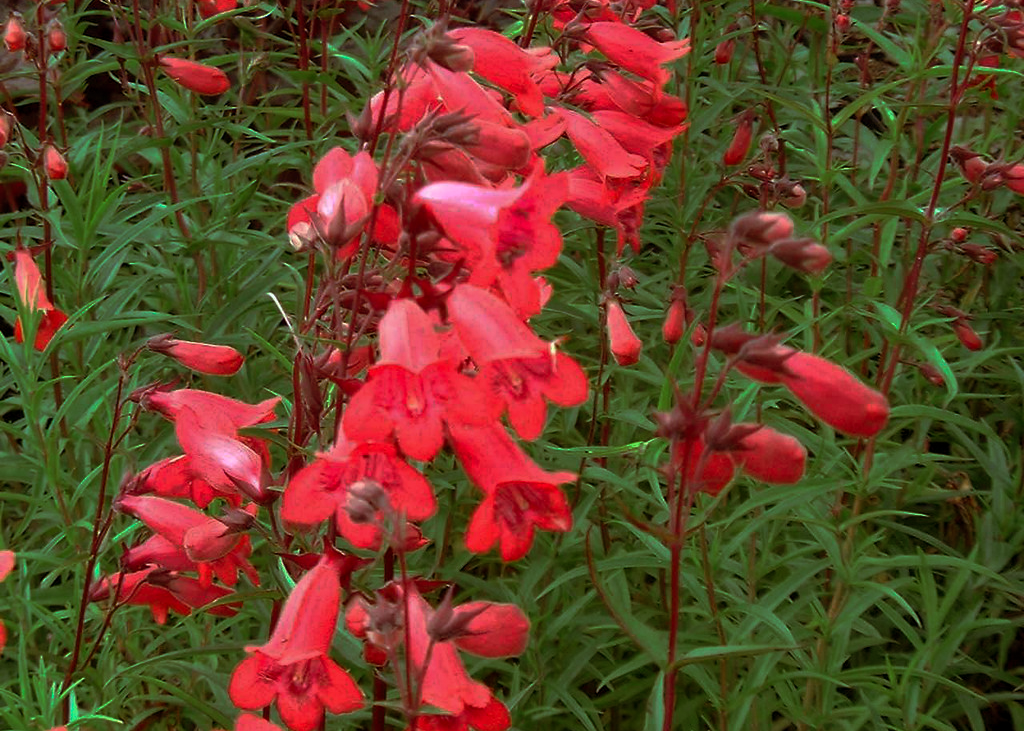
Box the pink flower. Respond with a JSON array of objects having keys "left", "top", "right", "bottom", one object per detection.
[
  {"left": 147, "top": 334, "right": 244, "bottom": 375},
  {"left": 158, "top": 56, "right": 230, "bottom": 95}
]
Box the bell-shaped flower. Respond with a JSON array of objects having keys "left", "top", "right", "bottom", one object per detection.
[
  {"left": 281, "top": 430, "right": 436, "bottom": 549},
  {"left": 343, "top": 299, "right": 500, "bottom": 461},
  {"left": 229, "top": 554, "right": 363, "bottom": 731},
  {"left": 448, "top": 284, "right": 587, "bottom": 440},
  {"left": 12, "top": 248, "right": 68, "bottom": 350},
  {"left": 449, "top": 422, "right": 574, "bottom": 561}
]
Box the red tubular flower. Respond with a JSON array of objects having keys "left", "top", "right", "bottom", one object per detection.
[
  {"left": 287, "top": 147, "right": 393, "bottom": 257},
  {"left": 281, "top": 430, "right": 436, "bottom": 549},
  {"left": 405, "top": 585, "right": 527, "bottom": 722},
  {"left": 197, "top": 0, "right": 237, "bottom": 17},
  {"left": 12, "top": 248, "right": 68, "bottom": 350},
  {"left": 43, "top": 145, "right": 68, "bottom": 180},
  {"left": 606, "top": 299, "right": 642, "bottom": 366},
  {"left": 90, "top": 568, "right": 238, "bottom": 624},
  {"left": 229, "top": 554, "right": 362, "bottom": 731},
  {"left": 343, "top": 299, "right": 500, "bottom": 461},
  {"left": 173, "top": 406, "right": 269, "bottom": 502},
  {"left": 448, "top": 284, "right": 587, "bottom": 441},
  {"left": 662, "top": 296, "right": 686, "bottom": 345},
  {"left": 130, "top": 454, "right": 240, "bottom": 508},
  {"left": 560, "top": 109, "right": 647, "bottom": 179},
  {"left": 147, "top": 334, "right": 244, "bottom": 375},
  {"left": 158, "top": 56, "right": 230, "bottom": 95},
  {"left": 714, "top": 38, "right": 735, "bottom": 64},
  {"left": 415, "top": 165, "right": 567, "bottom": 316},
  {"left": 447, "top": 28, "right": 554, "bottom": 117},
  {"left": 449, "top": 422, "right": 574, "bottom": 561},
  {"left": 582, "top": 22, "right": 690, "bottom": 92},
  {"left": 672, "top": 438, "right": 736, "bottom": 496},
  {"left": 732, "top": 426, "right": 806, "bottom": 484},
  {"left": 739, "top": 349, "right": 889, "bottom": 437},
  {"left": 137, "top": 387, "right": 279, "bottom": 429},
  {"left": 117, "top": 495, "right": 258, "bottom": 587}
]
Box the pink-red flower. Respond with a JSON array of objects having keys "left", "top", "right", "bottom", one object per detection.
[
  {"left": 90, "top": 568, "right": 238, "bottom": 624},
  {"left": 582, "top": 22, "right": 690, "bottom": 93},
  {"left": 229, "top": 554, "right": 362, "bottom": 731},
  {"left": 0, "top": 550, "right": 13, "bottom": 654},
  {"left": 147, "top": 334, "right": 244, "bottom": 375}
]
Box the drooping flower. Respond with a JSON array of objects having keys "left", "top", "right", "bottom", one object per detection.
[
  {"left": 447, "top": 28, "right": 555, "bottom": 117},
  {"left": 11, "top": 248, "right": 68, "bottom": 350},
  {"left": 449, "top": 422, "right": 574, "bottom": 561},
  {"left": 448, "top": 284, "right": 587, "bottom": 441},
  {"left": 229, "top": 554, "right": 363, "bottom": 731},
  {"left": 147, "top": 334, "right": 244, "bottom": 375},
  {"left": 158, "top": 56, "right": 230, "bottom": 95},
  {"left": 281, "top": 430, "right": 436, "bottom": 549},
  {"left": 582, "top": 22, "right": 690, "bottom": 93},
  {"left": 723, "top": 110, "right": 754, "bottom": 166},
  {"left": 90, "top": 568, "right": 239, "bottom": 624},
  {"left": 731, "top": 426, "right": 806, "bottom": 484},
  {"left": 117, "top": 495, "right": 259, "bottom": 587},
  {"left": 343, "top": 299, "right": 499, "bottom": 461}
]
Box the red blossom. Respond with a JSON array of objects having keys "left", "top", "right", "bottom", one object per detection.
[
  {"left": 229, "top": 554, "right": 363, "bottom": 731},
  {"left": 147, "top": 334, "right": 244, "bottom": 375},
  {"left": 449, "top": 284, "right": 587, "bottom": 440},
  {"left": 197, "top": 0, "right": 237, "bottom": 17},
  {"left": 447, "top": 28, "right": 555, "bottom": 117},
  {"left": 582, "top": 22, "right": 690, "bottom": 93},
  {"left": 90, "top": 568, "right": 238, "bottom": 624},
  {"left": 0, "top": 550, "right": 12, "bottom": 654},
  {"left": 732, "top": 426, "right": 806, "bottom": 484},
  {"left": 43, "top": 145, "right": 68, "bottom": 180},
  {"left": 450, "top": 422, "right": 574, "bottom": 561},
  {"left": 281, "top": 431, "right": 436, "bottom": 549},
  {"left": 158, "top": 56, "right": 231, "bottom": 95},
  {"left": 723, "top": 111, "right": 754, "bottom": 166}
]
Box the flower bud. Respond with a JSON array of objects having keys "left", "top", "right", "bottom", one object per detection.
[
  {"left": 158, "top": 56, "right": 230, "bottom": 95},
  {"left": 47, "top": 21, "right": 66, "bottom": 52},
  {"left": 714, "top": 38, "right": 735, "bottom": 64},
  {"left": 952, "top": 318, "right": 983, "bottom": 351},
  {"left": 606, "top": 300, "right": 642, "bottom": 366},
  {"left": 723, "top": 110, "right": 754, "bottom": 166},
  {"left": 917, "top": 362, "right": 945, "bottom": 387},
  {"left": 959, "top": 243, "right": 997, "bottom": 265},
  {"left": 730, "top": 210, "right": 795, "bottom": 248},
  {"left": 950, "top": 146, "right": 987, "bottom": 183},
  {"left": 662, "top": 297, "right": 686, "bottom": 345},
  {"left": 768, "top": 237, "right": 832, "bottom": 274},
  {"left": 950, "top": 227, "right": 968, "bottom": 243},
  {"left": 0, "top": 113, "right": 11, "bottom": 148},
  {"left": 734, "top": 425, "right": 806, "bottom": 484},
  {"left": 147, "top": 334, "right": 244, "bottom": 375},
  {"left": 4, "top": 14, "right": 26, "bottom": 52},
  {"left": 44, "top": 145, "right": 68, "bottom": 180}
]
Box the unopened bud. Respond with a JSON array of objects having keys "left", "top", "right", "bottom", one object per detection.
[
  {"left": 917, "top": 362, "right": 945, "bottom": 387},
  {"left": 714, "top": 37, "right": 735, "bottom": 64},
  {"left": 662, "top": 295, "right": 687, "bottom": 345},
  {"left": 345, "top": 479, "right": 389, "bottom": 524},
  {"left": 778, "top": 180, "right": 807, "bottom": 207},
  {"left": 730, "top": 210, "right": 795, "bottom": 248},
  {"left": 723, "top": 110, "right": 755, "bottom": 166},
  {"left": 952, "top": 318, "right": 983, "bottom": 351},
  {"left": 768, "top": 237, "right": 832, "bottom": 274},
  {"left": 950, "top": 146, "right": 987, "bottom": 183},
  {"left": 0, "top": 113, "right": 11, "bottom": 148},
  {"left": 606, "top": 299, "right": 642, "bottom": 366},
  {"left": 835, "top": 13, "right": 850, "bottom": 32},
  {"left": 950, "top": 227, "right": 968, "bottom": 243},
  {"left": 4, "top": 14, "right": 26, "bottom": 52},
  {"left": 44, "top": 145, "right": 68, "bottom": 180},
  {"left": 959, "top": 243, "right": 997, "bottom": 265},
  {"left": 47, "top": 21, "right": 66, "bottom": 52}
]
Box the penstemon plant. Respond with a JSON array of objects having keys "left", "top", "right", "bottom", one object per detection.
[{"left": 1, "top": 0, "right": 1023, "bottom": 729}]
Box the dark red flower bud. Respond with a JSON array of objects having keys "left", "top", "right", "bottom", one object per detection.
[
  {"left": 917, "top": 362, "right": 945, "bottom": 387},
  {"left": 835, "top": 13, "right": 851, "bottom": 32},
  {"left": 4, "top": 14, "right": 26, "bottom": 52},
  {"left": 714, "top": 38, "right": 735, "bottom": 64},
  {"left": 0, "top": 113, "right": 11, "bottom": 148},
  {"left": 952, "top": 318, "right": 983, "bottom": 351},
  {"left": 723, "top": 110, "right": 755, "bottom": 166},
  {"left": 768, "top": 237, "right": 832, "bottom": 274},
  {"left": 950, "top": 227, "right": 968, "bottom": 243},
  {"left": 959, "top": 243, "right": 997, "bottom": 265},
  {"left": 44, "top": 145, "right": 68, "bottom": 180},
  {"left": 950, "top": 146, "right": 987, "bottom": 183},
  {"left": 147, "top": 334, "right": 244, "bottom": 375}
]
